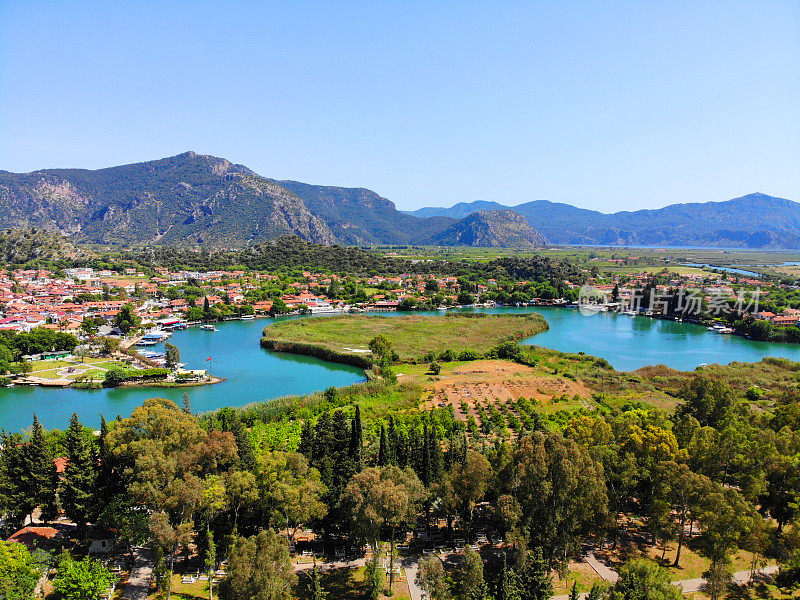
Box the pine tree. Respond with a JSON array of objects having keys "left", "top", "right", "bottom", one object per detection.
[
  {"left": 587, "top": 582, "right": 604, "bottom": 600},
  {"left": 497, "top": 554, "right": 520, "bottom": 600},
  {"left": 95, "top": 416, "right": 120, "bottom": 510},
  {"left": 26, "top": 415, "right": 58, "bottom": 523},
  {"left": 569, "top": 581, "right": 579, "bottom": 600},
  {"left": 308, "top": 563, "right": 327, "bottom": 600},
  {"left": 61, "top": 413, "right": 97, "bottom": 534},
  {"left": 518, "top": 548, "right": 552, "bottom": 600}
]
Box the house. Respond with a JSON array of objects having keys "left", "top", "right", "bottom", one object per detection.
[{"left": 7, "top": 525, "right": 66, "bottom": 551}]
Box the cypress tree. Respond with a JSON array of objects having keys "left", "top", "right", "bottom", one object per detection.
[
  {"left": 313, "top": 412, "right": 335, "bottom": 465},
  {"left": 428, "top": 425, "right": 443, "bottom": 482},
  {"left": 61, "top": 413, "right": 97, "bottom": 534},
  {"left": 232, "top": 419, "right": 256, "bottom": 471},
  {"left": 422, "top": 424, "right": 431, "bottom": 487},
  {"left": 387, "top": 416, "right": 399, "bottom": 465},
  {"left": 350, "top": 405, "right": 363, "bottom": 471},
  {"left": 378, "top": 424, "right": 388, "bottom": 467},
  {"left": 182, "top": 392, "right": 192, "bottom": 414},
  {"left": 95, "top": 416, "right": 118, "bottom": 511},
  {"left": 298, "top": 420, "right": 314, "bottom": 458}
]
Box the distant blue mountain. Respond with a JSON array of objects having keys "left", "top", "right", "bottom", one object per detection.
[{"left": 406, "top": 193, "right": 800, "bottom": 248}]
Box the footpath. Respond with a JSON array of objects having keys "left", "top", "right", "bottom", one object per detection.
[
  {"left": 121, "top": 547, "right": 153, "bottom": 600},
  {"left": 398, "top": 550, "right": 779, "bottom": 600}
]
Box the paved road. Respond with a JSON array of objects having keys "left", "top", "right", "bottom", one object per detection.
[
  {"left": 293, "top": 557, "right": 367, "bottom": 572},
  {"left": 585, "top": 552, "right": 619, "bottom": 583},
  {"left": 673, "top": 565, "right": 779, "bottom": 594},
  {"left": 122, "top": 547, "right": 152, "bottom": 600},
  {"left": 402, "top": 556, "right": 426, "bottom": 600},
  {"left": 553, "top": 561, "right": 779, "bottom": 600}
]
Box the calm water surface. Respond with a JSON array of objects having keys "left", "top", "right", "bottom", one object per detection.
[{"left": 1, "top": 307, "right": 799, "bottom": 431}]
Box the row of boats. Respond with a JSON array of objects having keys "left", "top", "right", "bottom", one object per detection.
[{"left": 136, "top": 320, "right": 223, "bottom": 346}]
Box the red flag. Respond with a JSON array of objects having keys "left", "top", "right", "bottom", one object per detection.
[{"left": 206, "top": 356, "right": 212, "bottom": 361}]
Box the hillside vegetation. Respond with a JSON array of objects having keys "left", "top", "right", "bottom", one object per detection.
[
  {"left": 0, "top": 228, "right": 94, "bottom": 265},
  {"left": 3, "top": 151, "right": 797, "bottom": 248}
]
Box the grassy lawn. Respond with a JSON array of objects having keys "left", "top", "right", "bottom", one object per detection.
[
  {"left": 261, "top": 313, "right": 548, "bottom": 362},
  {"left": 295, "top": 565, "right": 410, "bottom": 600},
  {"left": 552, "top": 561, "right": 605, "bottom": 595},
  {"left": 29, "top": 360, "right": 72, "bottom": 373},
  {"left": 25, "top": 357, "right": 128, "bottom": 380}
]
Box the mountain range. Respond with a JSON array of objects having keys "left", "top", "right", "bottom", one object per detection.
[
  {"left": 0, "top": 151, "right": 797, "bottom": 249},
  {"left": 407, "top": 195, "right": 800, "bottom": 248}
]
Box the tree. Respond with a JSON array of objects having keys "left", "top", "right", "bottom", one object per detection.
[
  {"left": 221, "top": 530, "right": 296, "bottom": 600},
  {"left": 165, "top": 343, "right": 181, "bottom": 369},
  {"left": 97, "top": 494, "right": 150, "bottom": 552},
  {"left": 677, "top": 375, "right": 737, "bottom": 429},
  {"left": 24, "top": 415, "right": 58, "bottom": 524},
  {"left": 52, "top": 553, "right": 115, "bottom": 600},
  {"left": 569, "top": 582, "right": 580, "bottom": 600},
  {"left": 587, "top": 582, "right": 606, "bottom": 600},
  {"left": 224, "top": 470, "right": 259, "bottom": 532},
  {"left": 458, "top": 545, "right": 488, "bottom": 599},
  {"left": 496, "top": 553, "right": 519, "bottom": 600},
  {"left": 510, "top": 432, "right": 608, "bottom": 567},
  {"left": 350, "top": 405, "right": 364, "bottom": 472},
  {"left": 107, "top": 398, "right": 237, "bottom": 599},
  {"left": 417, "top": 556, "right": 451, "bottom": 600},
  {"left": 306, "top": 563, "right": 327, "bottom": 600},
  {"left": 609, "top": 559, "right": 682, "bottom": 600},
  {"left": 104, "top": 366, "right": 127, "bottom": 386},
  {"left": 703, "top": 561, "right": 732, "bottom": 600},
  {"left": 60, "top": 413, "right": 97, "bottom": 534},
  {"left": 517, "top": 548, "right": 552, "bottom": 600},
  {"left": 449, "top": 451, "right": 492, "bottom": 543},
  {"left": 0, "top": 540, "right": 44, "bottom": 600},
  {"left": 114, "top": 304, "right": 140, "bottom": 334},
  {"left": 457, "top": 291, "right": 475, "bottom": 305},
  {"left": 695, "top": 486, "right": 761, "bottom": 598},
  {"left": 254, "top": 451, "right": 327, "bottom": 545},
  {"left": 344, "top": 466, "right": 424, "bottom": 592},
  {"left": 369, "top": 334, "right": 394, "bottom": 366}
]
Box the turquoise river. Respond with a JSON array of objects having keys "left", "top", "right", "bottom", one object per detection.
[{"left": 1, "top": 306, "right": 800, "bottom": 432}]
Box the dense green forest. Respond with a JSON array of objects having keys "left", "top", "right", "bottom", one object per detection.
[{"left": 3, "top": 335, "right": 800, "bottom": 599}]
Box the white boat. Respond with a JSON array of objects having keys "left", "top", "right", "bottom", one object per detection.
[
  {"left": 200, "top": 324, "right": 217, "bottom": 331},
  {"left": 241, "top": 315, "right": 255, "bottom": 320}
]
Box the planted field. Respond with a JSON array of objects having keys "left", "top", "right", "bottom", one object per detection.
[{"left": 261, "top": 313, "right": 548, "bottom": 363}]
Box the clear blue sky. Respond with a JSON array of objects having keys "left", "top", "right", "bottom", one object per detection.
[{"left": 1, "top": 0, "right": 798, "bottom": 212}]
